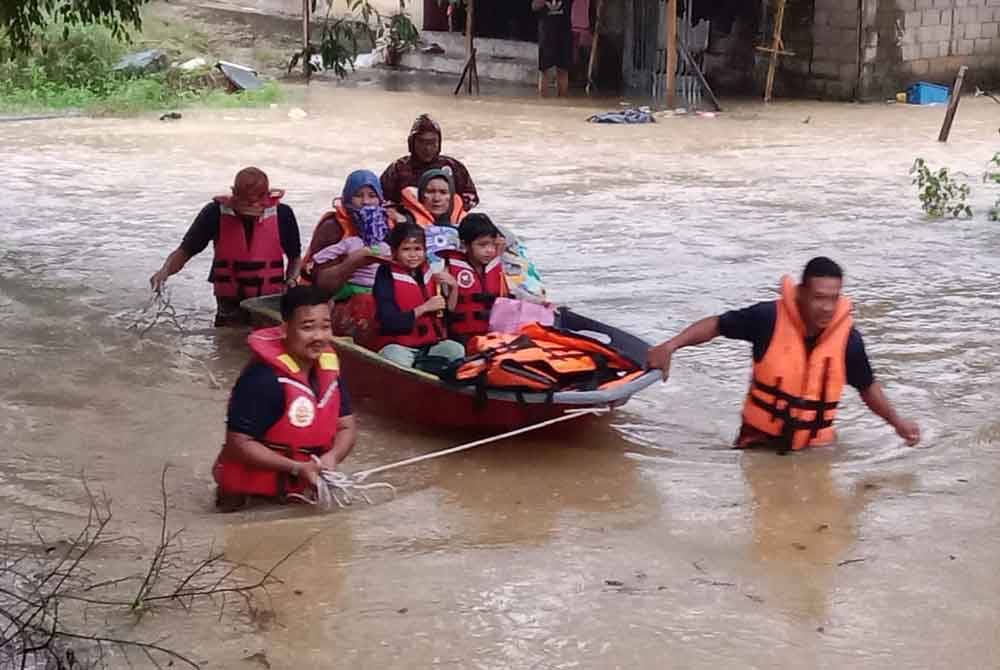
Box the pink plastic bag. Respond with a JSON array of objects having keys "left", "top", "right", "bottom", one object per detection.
[{"left": 488, "top": 297, "right": 556, "bottom": 334}]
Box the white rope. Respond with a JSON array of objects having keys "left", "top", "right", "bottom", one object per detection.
[
  {"left": 297, "top": 408, "right": 608, "bottom": 510},
  {"left": 353, "top": 408, "right": 609, "bottom": 483}
]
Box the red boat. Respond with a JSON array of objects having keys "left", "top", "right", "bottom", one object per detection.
[{"left": 242, "top": 296, "right": 660, "bottom": 431}]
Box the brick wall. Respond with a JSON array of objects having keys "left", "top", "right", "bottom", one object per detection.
[
  {"left": 895, "top": 0, "right": 1000, "bottom": 86},
  {"left": 771, "top": 0, "right": 1000, "bottom": 100}
]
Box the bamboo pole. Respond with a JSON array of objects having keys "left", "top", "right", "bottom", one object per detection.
[
  {"left": 938, "top": 65, "right": 968, "bottom": 142},
  {"left": 465, "top": 0, "right": 476, "bottom": 95},
  {"left": 302, "top": 0, "right": 311, "bottom": 81},
  {"left": 763, "top": 0, "right": 787, "bottom": 103},
  {"left": 665, "top": 0, "right": 678, "bottom": 108},
  {"left": 586, "top": 0, "right": 606, "bottom": 95}
]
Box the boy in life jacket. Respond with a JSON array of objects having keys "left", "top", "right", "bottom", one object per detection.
[
  {"left": 214, "top": 286, "right": 356, "bottom": 510},
  {"left": 372, "top": 222, "right": 466, "bottom": 372},
  {"left": 150, "top": 167, "right": 303, "bottom": 327},
  {"left": 442, "top": 213, "right": 507, "bottom": 342}
]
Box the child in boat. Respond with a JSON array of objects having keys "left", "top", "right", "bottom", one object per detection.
[
  {"left": 442, "top": 214, "right": 508, "bottom": 341},
  {"left": 373, "top": 222, "right": 466, "bottom": 372}
]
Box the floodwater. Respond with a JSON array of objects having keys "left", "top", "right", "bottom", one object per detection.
[{"left": 2, "top": 88, "right": 1000, "bottom": 668}]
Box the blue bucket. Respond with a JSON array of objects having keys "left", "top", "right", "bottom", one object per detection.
[{"left": 907, "top": 81, "right": 951, "bottom": 105}]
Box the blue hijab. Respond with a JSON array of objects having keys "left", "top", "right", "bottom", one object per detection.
[{"left": 341, "top": 170, "right": 389, "bottom": 247}]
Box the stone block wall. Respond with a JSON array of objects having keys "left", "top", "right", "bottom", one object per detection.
[
  {"left": 772, "top": 0, "right": 1000, "bottom": 100},
  {"left": 894, "top": 0, "right": 1000, "bottom": 86}
]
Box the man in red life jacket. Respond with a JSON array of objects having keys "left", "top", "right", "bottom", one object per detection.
[
  {"left": 213, "top": 286, "right": 356, "bottom": 510},
  {"left": 647, "top": 257, "right": 921, "bottom": 452},
  {"left": 150, "top": 167, "right": 303, "bottom": 327}
]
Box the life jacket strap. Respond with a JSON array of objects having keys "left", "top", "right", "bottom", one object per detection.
[{"left": 750, "top": 379, "right": 840, "bottom": 412}]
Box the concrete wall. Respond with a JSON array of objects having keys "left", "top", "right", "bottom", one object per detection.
[
  {"left": 783, "top": 0, "right": 1000, "bottom": 100},
  {"left": 895, "top": 0, "right": 1000, "bottom": 83}
]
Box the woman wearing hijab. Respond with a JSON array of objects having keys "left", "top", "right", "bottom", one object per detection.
[
  {"left": 303, "top": 170, "right": 392, "bottom": 346},
  {"left": 396, "top": 168, "right": 469, "bottom": 266},
  {"left": 304, "top": 170, "right": 391, "bottom": 299}
]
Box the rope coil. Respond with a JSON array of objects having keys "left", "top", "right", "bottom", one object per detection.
[{"left": 302, "top": 408, "right": 609, "bottom": 510}]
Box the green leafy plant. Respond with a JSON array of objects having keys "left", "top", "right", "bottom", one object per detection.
[
  {"left": 384, "top": 10, "right": 419, "bottom": 65},
  {"left": 0, "top": 22, "right": 282, "bottom": 114},
  {"left": 1, "top": 0, "right": 146, "bottom": 58},
  {"left": 910, "top": 158, "right": 973, "bottom": 219},
  {"left": 288, "top": 0, "right": 379, "bottom": 79},
  {"left": 984, "top": 152, "right": 1000, "bottom": 221}
]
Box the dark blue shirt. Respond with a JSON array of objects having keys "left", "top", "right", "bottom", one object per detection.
[
  {"left": 226, "top": 362, "right": 351, "bottom": 439},
  {"left": 181, "top": 201, "right": 302, "bottom": 258},
  {"left": 718, "top": 301, "right": 875, "bottom": 391}
]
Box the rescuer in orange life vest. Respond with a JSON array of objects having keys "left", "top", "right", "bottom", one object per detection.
[
  {"left": 646, "top": 257, "right": 921, "bottom": 451},
  {"left": 149, "top": 167, "right": 303, "bottom": 327},
  {"left": 213, "top": 285, "right": 356, "bottom": 510}
]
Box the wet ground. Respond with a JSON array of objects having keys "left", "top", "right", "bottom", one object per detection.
[{"left": 2, "top": 88, "right": 1000, "bottom": 668}]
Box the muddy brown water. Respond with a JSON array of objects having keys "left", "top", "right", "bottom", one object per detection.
[{"left": 2, "top": 89, "right": 1000, "bottom": 668}]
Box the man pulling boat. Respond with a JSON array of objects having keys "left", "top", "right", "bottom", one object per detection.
[
  {"left": 647, "top": 257, "right": 921, "bottom": 451},
  {"left": 213, "top": 286, "right": 357, "bottom": 510}
]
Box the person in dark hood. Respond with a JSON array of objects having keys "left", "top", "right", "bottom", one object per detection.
[{"left": 380, "top": 114, "right": 479, "bottom": 211}]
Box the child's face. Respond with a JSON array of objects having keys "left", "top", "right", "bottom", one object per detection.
[
  {"left": 349, "top": 185, "right": 380, "bottom": 209},
  {"left": 467, "top": 235, "right": 499, "bottom": 266},
  {"left": 394, "top": 238, "right": 426, "bottom": 269}
]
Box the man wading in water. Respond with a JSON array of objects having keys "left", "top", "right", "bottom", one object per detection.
[
  {"left": 213, "top": 286, "right": 357, "bottom": 510},
  {"left": 647, "top": 257, "right": 921, "bottom": 451},
  {"left": 149, "top": 167, "right": 302, "bottom": 327}
]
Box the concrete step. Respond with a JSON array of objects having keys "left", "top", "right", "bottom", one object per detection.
[
  {"left": 399, "top": 50, "right": 536, "bottom": 84},
  {"left": 420, "top": 30, "right": 537, "bottom": 61}
]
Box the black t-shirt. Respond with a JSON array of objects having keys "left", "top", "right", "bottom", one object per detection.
[
  {"left": 537, "top": 0, "right": 573, "bottom": 27},
  {"left": 226, "top": 362, "right": 351, "bottom": 439},
  {"left": 180, "top": 201, "right": 302, "bottom": 259},
  {"left": 718, "top": 301, "right": 875, "bottom": 391}
]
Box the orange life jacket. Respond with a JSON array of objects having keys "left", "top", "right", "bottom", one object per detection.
[
  {"left": 300, "top": 201, "right": 357, "bottom": 285},
  {"left": 450, "top": 325, "right": 639, "bottom": 395},
  {"left": 740, "top": 275, "right": 852, "bottom": 451},
  {"left": 400, "top": 186, "right": 466, "bottom": 228}
]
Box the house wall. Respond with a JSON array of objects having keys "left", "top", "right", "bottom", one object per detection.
[{"left": 783, "top": 0, "right": 1000, "bottom": 100}]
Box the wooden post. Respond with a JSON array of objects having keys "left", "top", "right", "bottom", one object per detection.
[
  {"left": 302, "top": 0, "right": 312, "bottom": 81},
  {"left": 938, "top": 65, "right": 968, "bottom": 142},
  {"left": 465, "top": 0, "right": 476, "bottom": 95},
  {"left": 586, "top": 0, "right": 606, "bottom": 95},
  {"left": 763, "top": 0, "right": 787, "bottom": 103},
  {"left": 665, "top": 0, "right": 678, "bottom": 108}
]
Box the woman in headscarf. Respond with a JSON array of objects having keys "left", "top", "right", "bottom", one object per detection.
[
  {"left": 302, "top": 170, "right": 392, "bottom": 346},
  {"left": 304, "top": 170, "right": 391, "bottom": 298},
  {"left": 397, "top": 168, "right": 468, "bottom": 266}
]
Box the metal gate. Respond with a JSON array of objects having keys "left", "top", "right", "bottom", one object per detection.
[{"left": 623, "top": 0, "right": 707, "bottom": 107}]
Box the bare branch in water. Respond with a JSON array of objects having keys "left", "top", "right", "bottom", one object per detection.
[{"left": 0, "top": 466, "right": 312, "bottom": 669}]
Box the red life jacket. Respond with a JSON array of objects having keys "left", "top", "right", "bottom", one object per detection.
[
  {"left": 213, "top": 326, "right": 341, "bottom": 499},
  {"left": 210, "top": 193, "right": 286, "bottom": 299},
  {"left": 443, "top": 253, "right": 507, "bottom": 337},
  {"left": 375, "top": 262, "right": 445, "bottom": 349}
]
